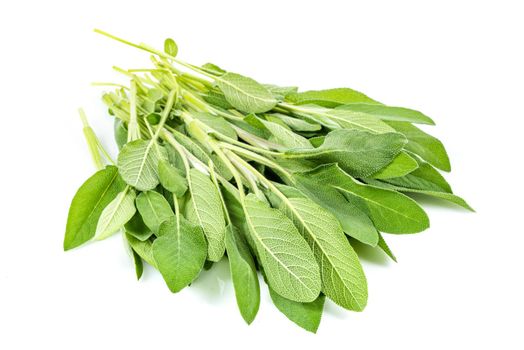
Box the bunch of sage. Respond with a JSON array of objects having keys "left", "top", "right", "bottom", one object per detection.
[{"left": 64, "top": 30, "right": 472, "bottom": 333}]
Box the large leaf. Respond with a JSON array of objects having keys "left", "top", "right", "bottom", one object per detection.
[
  {"left": 303, "top": 165, "right": 430, "bottom": 234},
  {"left": 64, "top": 166, "right": 125, "bottom": 250},
  {"left": 225, "top": 225, "right": 260, "bottom": 324},
  {"left": 285, "top": 180, "right": 379, "bottom": 246},
  {"left": 285, "top": 129, "right": 407, "bottom": 178},
  {"left": 280, "top": 197, "right": 368, "bottom": 311},
  {"left": 387, "top": 121, "right": 451, "bottom": 171},
  {"left": 336, "top": 103, "right": 435, "bottom": 125},
  {"left": 242, "top": 194, "right": 321, "bottom": 302},
  {"left": 269, "top": 288, "right": 325, "bottom": 333},
  {"left": 94, "top": 187, "right": 136, "bottom": 240},
  {"left": 186, "top": 169, "right": 226, "bottom": 261},
  {"left": 216, "top": 72, "right": 277, "bottom": 113},
  {"left": 135, "top": 191, "right": 174, "bottom": 234},
  {"left": 152, "top": 216, "right": 207, "bottom": 293},
  {"left": 286, "top": 88, "right": 378, "bottom": 107},
  {"left": 370, "top": 152, "right": 419, "bottom": 179},
  {"left": 117, "top": 139, "right": 166, "bottom": 191}
]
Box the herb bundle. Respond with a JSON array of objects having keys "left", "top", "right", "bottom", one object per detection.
[{"left": 64, "top": 30, "right": 472, "bottom": 333}]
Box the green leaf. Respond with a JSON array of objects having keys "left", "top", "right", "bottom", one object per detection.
[
  {"left": 152, "top": 216, "right": 207, "bottom": 292},
  {"left": 94, "top": 187, "right": 137, "bottom": 240},
  {"left": 114, "top": 119, "right": 128, "bottom": 150},
  {"left": 186, "top": 169, "right": 226, "bottom": 261},
  {"left": 202, "top": 90, "right": 233, "bottom": 109},
  {"left": 269, "top": 288, "right": 325, "bottom": 333},
  {"left": 377, "top": 233, "right": 397, "bottom": 262},
  {"left": 124, "top": 211, "right": 153, "bottom": 241},
  {"left": 125, "top": 233, "right": 157, "bottom": 268},
  {"left": 286, "top": 88, "right": 378, "bottom": 107},
  {"left": 266, "top": 113, "right": 321, "bottom": 132},
  {"left": 117, "top": 139, "right": 166, "bottom": 191},
  {"left": 135, "top": 191, "right": 174, "bottom": 234},
  {"left": 242, "top": 194, "right": 321, "bottom": 302},
  {"left": 384, "top": 160, "right": 452, "bottom": 193},
  {"left": 192, "top": 112, "right": 237, "bottom": 140},
  {"left": 64, "top": 166, "right": 125, "bottom": 250},
  {"left": 131, "top": 249, "right": 143, "bottom": 280},
  {"left": 201, "top": 62, "right": 227, "bottom": 76},
  {"left": 216, "top": 72, "right": 277, "bottom": 113},
  {"left": 280, "top": 197, "right": 368, "bottom": 311},
  {"left": 387, "top": 121, "right": 451, "bottom": 171},
  {"left": 164, "top": 38, "right": 178, "bottom": 57},
  {"left": 336, "top": 103, "right": 435, "bottom": 125},
  {"left": 260, "top": 119, "right": 312, "bottom": 149},
  {"left": 280, "top": 180, "right": 379, "bottom": 246},
  {"left": 303, "top": 164, "right": 430, "bottom": 234},
  {"left": 263, "top": 84, "right": 298, "bottom": 101},
  {"left": 225, "top": 225, "right": 260, "bottom": 324},
  {"left": 285, "top": 129, "right": 407, "bottom": 178},
  {"left": 158, "top": 160, "right": 188, "bottom": 197},
  {"left": 365, "top": 179, "right": 473, "bottom": 211},
  {"left": 370, "top": 152, "right": 419, "bottom": 179}
]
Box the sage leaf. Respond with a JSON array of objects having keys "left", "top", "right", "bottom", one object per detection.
[
  {"left": 125, "top": 233, "right": 157, "bottom": 268},
  {"left": 286, "top": 129, "right": 407, "bottom": 178},
  {"left": 136, "top": 191, "right": 174, "bottom": 234},
  {"left": 281, "top": 197, "right": 368, "bottom": 310},
  {"left": 377, "top": 233, "right": 397, "bottom": 262},
  {"left": 164, "top": 38, "right": 178, "bottom": 57},
  {"left": 370, "top": 151, "right": 419, "bottom": 179},
  {"left": 186, "top": 169, "right": 226, "bottom": 261},
  {"left": 260, "top": 119, "right": 312, "bottom": 149},
  {"left": 64, "top": 166, "right": 125, "bottom": 250},
  {"left": 124, "top": 211, "right": 153, "bottom": 241},
  {"left": 336, "top": 103, "right": 435, "bottom": 125},
  {"left": 286, "top": 88, "right": 378, "bottom": 107},
  {"left": 94, "top": 187, "right": 137, "bottom": 240},
  {"left": 266, "top": 113, "right": 321, "bottom": 132},
  {"left": 118, "top": 139, "right": 166, "bottom": 191},
  {"left": 225, "top": 225, "right": 260, "bottom": 324},
  {"left": 242, "top": 194, "right": 321, "bottom": 302},
  {"left": 153, "top": 216, "right": 207, "bottom": 292},
  {"left": 269, "top": 287, "right": 325, "bottom": 333},
  {"left": 216, "top": 72, "right": 277, "bottom": 113},
  {"left": 387, "top": 121, "right": 451, "bottom": 171},
  {"left": 384, "top": 159, "right": 452, "bottom": 193},
  {"left": 158, "top": 160, "right": 188, "bottom": 197},
  {"left": 304, "top": 164, "right": 430, "bottom": 233}
]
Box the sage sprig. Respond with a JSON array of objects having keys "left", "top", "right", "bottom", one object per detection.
[{"left": 64, "top": 30, "right": 472, "bottom": 333}]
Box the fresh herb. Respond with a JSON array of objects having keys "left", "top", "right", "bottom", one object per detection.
[{"left": 64, "top": 30, "right": 472, "bottom": 333}]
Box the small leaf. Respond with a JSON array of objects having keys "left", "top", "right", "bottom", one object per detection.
[
  {"left": 135, "top": 191, "right": 174, "bottom": 234},
  {"left": 384, "top": 159, "right": 452, "bottom": 193},
  {"left": 201, "top": 62, "right": 227, "bottom": 76},
  {"left": 94, "top": 187, "right": 136, "bottom": 240},
  {"left": 242, "top": 194, "right": 321, "bottom": 302},
  {"left": 225, "top": 225, "right": 260, "bottom": 324},
  {"left": 114, "top": 119, "right": 128, "bottom": 150},
  {"left": 152, "top": 217, "right": 207, "bottom": 293},
  {"left": 125, "top": 233, "right": 157, "bottom": 268},
  {"left": 216, "top": 72, "right": 277, "bottom": 113},
  {"left": 269, "top": 288, "right": 325, "bottom": 333},
  {"left": 266, "top": 113, "right": 321, "bottom": 132},
  {"left": 286, "top": 88, "right": 378, "bottom": 107},
  {"left": 263, "top": 84, "right": 298, "bottom": 101},
  {"left": 158, "top": 160, "right": 188, "bottom": 197},
  {"left": 285, "top": 129, "right": 407, "bottom": 178},
  {"left": 164, "top": 38, "right": 178, "bottom": 57},
  {"left": 260, "top": 119, "right": 312, "bottom": 149},
  {"left": 64, "top": 166, "right": 125, "bottom": 250},
  {"left": 118, "top": 139, "right": 166, "bottom": 191},
  {"left": 377, "top": 233, "right": 397, "bottom": 262},
  {"left": 192, "top": 112, "right": 237, "bottom": 140}
]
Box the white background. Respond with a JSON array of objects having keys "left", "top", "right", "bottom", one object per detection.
[{"left": 1, "top": 1, "right": 523, "bottom": 349}]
